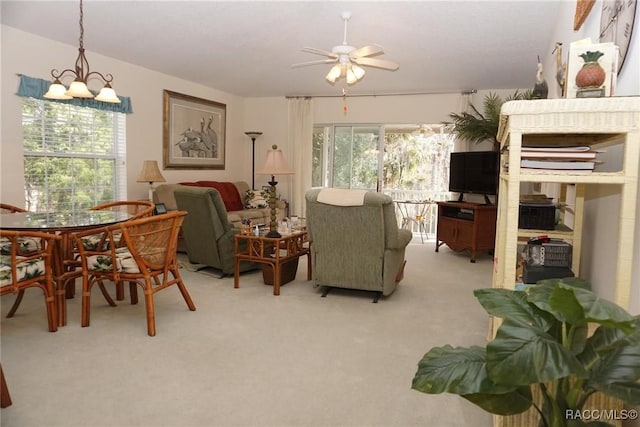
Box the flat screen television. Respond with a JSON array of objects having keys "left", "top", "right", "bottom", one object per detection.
[{"left": 449, "top": 151, "right": 499, "bottom": 202}]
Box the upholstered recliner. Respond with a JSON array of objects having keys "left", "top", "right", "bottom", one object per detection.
[
  {"left": 174, "top": 186, "right": 259, "bottom": 276},
  {"left": 305, "top": 188, "right": 412, "bottom": 302}
]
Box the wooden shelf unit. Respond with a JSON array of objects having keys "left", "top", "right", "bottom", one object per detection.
[
  {"left": 435, "top": 201, "right": 497, "bottom": 263},
  {"left": 492, "top": 97, "right": 640, "bottom": 310}
]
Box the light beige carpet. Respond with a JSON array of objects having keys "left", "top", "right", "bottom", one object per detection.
[{"left": 0, "top": 238, "right": 494, "bottom": 427}]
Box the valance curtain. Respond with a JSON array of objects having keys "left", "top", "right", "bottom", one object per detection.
[
  {"left": 17, "top": 75, "right": 133, "bottom": 114},
  {"left": 287, "top": 97, "right": 313, "bottom": 217}
]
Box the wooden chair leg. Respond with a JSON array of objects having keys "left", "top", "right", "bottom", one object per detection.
[
  {"left": 144, "top": 286, "right": 156, "bottom": 337},
  {"left": 5, "top": 290, "right": 25, "bottom": 318},
  {"left": 115, "top": 282, "right": 125, "bottom": 301},
  {"left": 0, "top": 364, "right": 12, "bottom": 408},
  {"left": 172, "top": 269, "right": 195, "bottom": 311},
  {"left": 97, "top": 282, "right": 117, "bottom": 307},
  {"left": 44, "top": 292, "right": 58, "bottom": 333},
  {"left": 129, "top": 282, "right": 138, "bottom": 305}
]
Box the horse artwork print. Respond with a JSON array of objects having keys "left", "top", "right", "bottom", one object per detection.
[{"left": 163, "top": 90, "right": 226, "bottom": 169}]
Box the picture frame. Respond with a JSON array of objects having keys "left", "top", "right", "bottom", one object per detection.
[
  {"left": 163, "top": 90, "right": 226, "bottom": 169},
  {"left": 153, "top": 203, "right": 168, "bottom": 215}
]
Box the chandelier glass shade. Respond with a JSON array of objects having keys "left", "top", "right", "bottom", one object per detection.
[
  {"left": 44, "top": 0, "right": 121, "bottom": 104},
  {"left": 325, "top": 62, "right": 366, "bottom": 85}
]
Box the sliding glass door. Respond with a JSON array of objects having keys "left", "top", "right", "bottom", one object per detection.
[
  {"left": 313, "top": 124, "right": 454, "bottom": 199},
  {"left": 332, "top": 126, "right": 381, "bottom": 189}
]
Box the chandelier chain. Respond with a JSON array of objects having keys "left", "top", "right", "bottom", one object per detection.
[{"left": 78, "top": 0, "right": 84, "bottom": 49}]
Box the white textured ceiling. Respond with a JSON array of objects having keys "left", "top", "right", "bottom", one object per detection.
[{"left": 1, "top": 0, "right": 564, "bottom": 98}]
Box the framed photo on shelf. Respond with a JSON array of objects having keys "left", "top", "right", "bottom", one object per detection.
[{"left": 163, "top": 90, "right": 226, "bottom": 169}]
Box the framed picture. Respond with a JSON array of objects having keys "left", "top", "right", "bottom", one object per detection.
[{"left": 163, "top": 90, "right": 226, "bottom": 169}]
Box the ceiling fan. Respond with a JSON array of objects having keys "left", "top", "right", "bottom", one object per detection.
[{"left": 292, "top": 11, "right": 399, "bottom": 85}]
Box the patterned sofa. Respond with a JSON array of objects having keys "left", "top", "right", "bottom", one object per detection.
[{"left": 153, "top": 181, "right": 284, "bottom": 228}]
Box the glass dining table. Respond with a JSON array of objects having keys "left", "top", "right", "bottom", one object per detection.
[{"left": 0, "top": 209, "right": 132, "bottom": 326}]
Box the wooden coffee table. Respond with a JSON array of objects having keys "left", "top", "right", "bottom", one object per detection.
[{"left": 233, "top": 231, "right": 311, "bottom": 295}]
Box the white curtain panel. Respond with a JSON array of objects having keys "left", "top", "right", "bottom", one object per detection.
[{"left": 287, "top": 97, "right": 313, "bottom": 217}]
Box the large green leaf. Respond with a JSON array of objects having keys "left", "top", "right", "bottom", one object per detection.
[
  {"left": 589, "top": 343, "right": 640, "bottom": 385},
  {"left": 412, "top": 345, "right": 532, "bottom": 415},
  {"left": 529, "top": 282, "right": 635, "bottom": 333},
  {"left": 474, "top": 288, "right": 553, "bottom": 330},
  {"left": 549, "top": 286, "right": 586, "bottom": 324},
  {"left": 486, "top": 319, "right": 587, "bottom": 385},
  {"left": 589, "top": 381, "right": 640, "bottom": 405},
  {"left": 462, "top": 387, "right": 532, "bottom": 415},
  {"left": 578, "top": 320, "right": 639, "bottom": 368},
  {"left": 412, "top": 345, "right": 514, "bottom": 395}
]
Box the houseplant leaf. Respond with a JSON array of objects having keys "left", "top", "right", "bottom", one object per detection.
[
  {"left": 486, "top": 319, "right": 587, "bottom": 385},
  {"left": 412, "top": 345, "right": 532, "bottom": 415},
  {"left": 474, "top": 288, "right": 553, "bottom": 330},
  {"left": 528, "top": 281, "right": 636, "bottom": 333}
]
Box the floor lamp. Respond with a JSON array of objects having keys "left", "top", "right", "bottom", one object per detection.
[
  {"left": 245, "top": 132, "right": 262, "bottom": 189},
  {"left": 255, "top": 145, "right": 294, "bottom": 238}
]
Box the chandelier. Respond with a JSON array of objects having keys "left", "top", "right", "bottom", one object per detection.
[{"left": 44, "top": 0, "right": 120, "bottom": 103}]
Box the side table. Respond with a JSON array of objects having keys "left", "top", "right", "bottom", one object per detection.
[{"left": 234, "top": 231, "right": 311, "bottom": 295}]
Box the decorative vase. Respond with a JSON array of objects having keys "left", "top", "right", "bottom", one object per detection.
[{"left": 575, "top": 51, "right": 606, "bottom": 88}]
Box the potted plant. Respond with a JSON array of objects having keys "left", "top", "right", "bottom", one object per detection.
[
  {"left": 447, "top": 90, "right": 535, "bottom": 151},
  {"left": 412, "top": 277, "right": 640, "bottom": 427}
]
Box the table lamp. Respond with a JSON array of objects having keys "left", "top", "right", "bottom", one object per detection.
[
  {"left": 255, "top": 145, "right": 294, "bottom": 238},
  {"left": 136, "top": 160, "right": 166, "bottom": 201}
]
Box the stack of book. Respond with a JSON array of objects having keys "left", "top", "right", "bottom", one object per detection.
[{"left": 519, "top": 146, "right": 599, "bottom": 171}]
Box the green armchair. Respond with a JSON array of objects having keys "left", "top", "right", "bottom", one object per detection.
[
  {"left": 174, "top": 186, "right": 258, "bottom": 277},
  {"left": 305, "top": 188, "right": 412, "bottom": 302}
]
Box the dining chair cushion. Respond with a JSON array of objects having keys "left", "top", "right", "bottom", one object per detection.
[
  {"left": 86, "top": 247, "right": 140, "bottom": 273},
  {"left": 79, "top": 234, "right": 110, "bottom": 251},
  {"left": 0, "top": 255, "right": 46, "bottom": 285},
  {"left": 0, "top": 237, "right": 42, "bottom": 254}
]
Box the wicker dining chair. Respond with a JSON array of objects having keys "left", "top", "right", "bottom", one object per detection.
[
  {"left": 90, "top": 200, "right": 155, "bottom": 220},
  {"left": 67, "top": 200, "right": 156, "bottom": 302},
  {"left": 75, "top": 211, "right": 195, "bottom": 336},
  {"left": 0, "top": 230, "right": 60, "bottom": 332},
  {"left": 0, "top": 204, "right": 27, "bottom": 214}
]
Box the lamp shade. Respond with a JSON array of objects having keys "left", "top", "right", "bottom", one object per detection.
[
  {"left": 255, "top": 145, "right": 294, "bottom": 176},
  {"left": 136, "top": 160, "right": 166, "bottom": 183},
  {"left": 245, "top": 131, "right": 263, "bottom": 140},
  {"left": 44, "top": 81, "right": 73, "bottom": 100},
  {"left": 95, "top": 84, "right": 121, "bottom": 103},
  {"left": 66, "top": 80, "right": 93, "bottom": 98}
]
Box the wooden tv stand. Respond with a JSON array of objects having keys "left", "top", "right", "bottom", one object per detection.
[{"left": 435, "top": 201, "right": 497, "bottom": 263}]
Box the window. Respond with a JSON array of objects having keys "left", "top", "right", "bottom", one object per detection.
[
  {"left": 312, "top": 124, "right": 455, "bottom": 200},
  {"left": 22, "top": 98, "right": 127, "bottom": 212}
]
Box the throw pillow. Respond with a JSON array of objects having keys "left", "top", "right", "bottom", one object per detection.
[{"left": 244, "top": 190, "right": 269, "bottom": 209}]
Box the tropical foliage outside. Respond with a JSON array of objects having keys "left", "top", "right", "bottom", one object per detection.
[
  {"left": 313, "top": 125, "right": 455, "bottom": 201},
  {"left": 22, "top": 99, "right": 125, "bottom": 212}
]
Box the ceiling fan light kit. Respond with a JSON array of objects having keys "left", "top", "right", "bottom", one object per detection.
[{"left": 293, "top": 11, "right": 399, "bottom": 86}]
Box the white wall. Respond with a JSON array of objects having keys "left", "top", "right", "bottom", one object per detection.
[
  {"left": 536, "top": 0, "right": 640, "bottom": 314},
  {"left": 1, "top": 26, "right": 250, "bottom": 204}
]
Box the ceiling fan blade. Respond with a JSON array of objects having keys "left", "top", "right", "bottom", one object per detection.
[
  {"left": 301, "top": 47, "right": 339, "bottom": 59},
  {"left": 349, "top": 44, "right": 384, "bottom": 59},
  {"left": 292, "top": 58, "right": 338, "bottom": 68},
  {"left": 352, "top": 57, "right": 399, "bottom": 71}
]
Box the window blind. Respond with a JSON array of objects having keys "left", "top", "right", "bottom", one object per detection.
[{"left": 22, "top": 97, "right": 127, "bottom": 212}]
